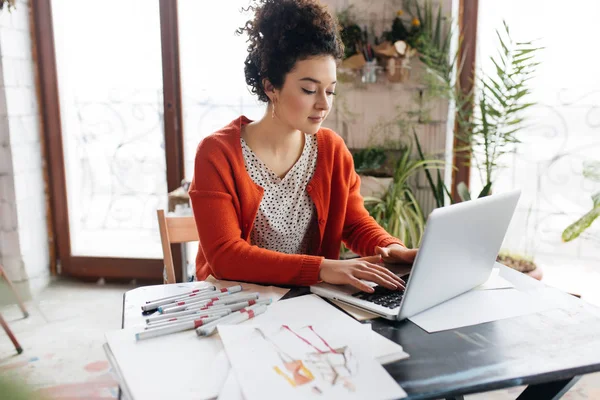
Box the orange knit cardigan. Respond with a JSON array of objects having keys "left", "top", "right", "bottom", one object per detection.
[{"left": 189, "top": 116, "right": 402, "bottom": 285}]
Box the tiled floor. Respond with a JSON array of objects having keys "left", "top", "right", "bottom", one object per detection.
[
  {"left": 0, "top": 267, "right": 599, "bottom": 400},
  {"left": 0, "top": 279, "right": 132, "bottom": 399}
]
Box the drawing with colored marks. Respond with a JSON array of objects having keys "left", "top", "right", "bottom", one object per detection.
[
  {"left": 255, "top": 325, "right": 358, "bottom": 393},
  {"left": 219, "top": 323, "right": 406, "bottom": 400}
]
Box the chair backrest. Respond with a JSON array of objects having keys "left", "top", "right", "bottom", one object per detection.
[{"left": 156, "top": 209, "right": 199, "bottom": 284}]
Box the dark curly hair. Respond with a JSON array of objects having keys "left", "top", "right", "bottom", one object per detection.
[{"left": 237, "top": 0, "right": 344, "bottom": 103}]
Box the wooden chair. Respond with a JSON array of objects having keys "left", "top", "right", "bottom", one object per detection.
[
  {"left": 0, "top": 313, "right": 22, "bottom": 354},
  {"left": 0, "top": 263, "right": 28, "bottom": 354},
  {"left": 156, "top": 209, "right": 199, "bottom": 284},
  {"left": 0, "top": 264, "right": 28, "bottom": 318}
]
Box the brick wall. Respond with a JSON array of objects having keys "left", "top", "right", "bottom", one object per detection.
[{"left": 0, "top": 0, "right": 50, "bottom": 300}]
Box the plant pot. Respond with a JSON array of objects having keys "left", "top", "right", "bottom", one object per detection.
[
  {"left": 359, "top": 175, "right": 393, "bottom": 199},
  {"left": 497, "top": 253, "right": 543, "bottom": 281},
  {"left": 496, "top": 254, "right": 536, "bottom": 272}
]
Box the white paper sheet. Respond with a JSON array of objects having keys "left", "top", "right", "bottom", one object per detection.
[
  {"left": 205, "top": 275, "right": 290, "bottom": 302},
  {"left": 218, "top": 370, "right": 244, "bottom": 400},
  {"left": 325, "top": 268, "right": 511, "bottom": 324},
  {"left": 252, "top": 294, "right": 409, "bottom": 364},
  {"left": 110, "top": 278, "right": 289, "bottom": 400},
  {"left": 474, "top": 268, "right": 515, "bottom": 290},
  {"left": 330, "top": 299, "right": 380, "bottom": 321},
  {"left": 408, "top": 287, "right": 561, "bottom": 333},
  {"left": 219, "top": 323, "right": 406, "bottom": 400},
  {"left": 105, "top": 327, "right": 229, "bottom": 400},
  {"left": 214, "top": 304, "right": 408, "bottom": 400}
]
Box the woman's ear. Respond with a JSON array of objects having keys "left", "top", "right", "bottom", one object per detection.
[{"left": 262, "top": 78, "right": 277, "bottom": 102}]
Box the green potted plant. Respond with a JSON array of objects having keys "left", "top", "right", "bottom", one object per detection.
[
  {"left": 353, "top": 147, "right": 394, "bottom": 200},
  {"left": 410, "top": 13, "right": 541, "bottom": 200},
  {"left": 454, "top": 21, "right": 541, "bottom": 198},
  {"left": 413, "top": 20, "right": 543, "bottom": 276},
  {"left": 465, "top": 22, "right": 542, "bottom": 275},
  {"left": 363, "top": 141, "right": 444, "bottom": 249},
  {"left": 403, "top": 0, "right": 454, "bottom": 84},
  {"left": 339, "top": 147, "right": 393, "bottom": 259},
  {"left": 414, "top": 130, "right": 454, "bottom": 208},
  {"left": 337, "top": 5, "right": 364, "bottom": 61}
]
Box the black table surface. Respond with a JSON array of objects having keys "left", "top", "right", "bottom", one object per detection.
[{"left": 283, "top": 265, "right": 600, "bottom": 399}]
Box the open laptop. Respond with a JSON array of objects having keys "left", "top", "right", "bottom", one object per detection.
[{"left": 310, "top": 189, "right": 521, "bottom": 321}]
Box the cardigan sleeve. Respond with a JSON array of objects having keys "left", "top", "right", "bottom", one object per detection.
[
  {"left": 338, "top": 141, "right": 404, "bottom": 255},
  {"left": 188, "top": 137, "right": 323, "bottom": 286}
]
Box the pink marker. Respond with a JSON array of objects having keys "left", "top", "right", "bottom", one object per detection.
[
  {"left": 141, "top": 287, "right": 217, "bottom": 311},
  {"left": 178, "top": 292, "right": 260, "bottom": 312},
  {"left": 135, "top": 315, "right": 225, "bottom": 341},
  {"left": 146, "top": 299, "right": 271, "bottom": 324},
  {"left": 144, "top": 285, "right": 215, "bottom": 304},
  {"left": 158, "top": 287, "right": 246, "bottom": 314},
  {"left": 145, "top": 309, "right": 231, "bottom": 330},
  {"left": 164, "top": 292, "right": 260, "bottom": 314},
  {"left": 196, "top": 304, "right": 268, "bottom": 337},
  {"left": 146, "top": 298, "right": 272, "bottom": 328},
  {"left": 147, "top": 306, "right": 231, "bottom": 323}
]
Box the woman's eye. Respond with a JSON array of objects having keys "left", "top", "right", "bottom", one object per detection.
[{"left": 302, "top": 88, "right": 337, "bottom": 96}]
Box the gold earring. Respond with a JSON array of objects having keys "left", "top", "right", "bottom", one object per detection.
[{"left": 271, "top": 97, "right": 277, "bottom": 119}]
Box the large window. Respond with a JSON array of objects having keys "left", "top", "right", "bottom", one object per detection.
[
  {"left": 178, "top": 0, "right": 265, "bottom": 180},
  {"left": 475, "top": 0, "right": 600, "bottom": 263},
  {"left": 52, "top": 0, "right": 167, "bottom": 259},
  {"left": 41, "top": 0, "right": 269, "bottom": 279},
  {"left": 177, "top": 1, "right": 266, "bottom": 278}
]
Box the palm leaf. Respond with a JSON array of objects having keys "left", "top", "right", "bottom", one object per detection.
[
  {"left": 478, "top": 182, "right": 492, "bottom": 198},
  {"left": 468, "top": 20, "right": 540, "bottom": 191},
  {"left": 442, "top": 173, "right": 454, "bottom": 204},
  {"left": 457, "top": 181, "right": 471, "bottom": 201},
  {"left": 496, "top": 30, "right": 509, "bottom": 56},
  {"left": 434, "top": 4, "right": 442, "bottom": 47}
]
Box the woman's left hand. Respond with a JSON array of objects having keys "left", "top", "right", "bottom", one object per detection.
[{"left": 375, "top": 244, "right": 418, "bottom": 265}]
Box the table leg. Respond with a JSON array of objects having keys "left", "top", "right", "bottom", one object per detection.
[{"left": 516, "top": 376, "right": 581, "bottom": 400}]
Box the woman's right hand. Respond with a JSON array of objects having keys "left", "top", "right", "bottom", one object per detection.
[{"left": 318, "top": 256, "right": 405, "bottom": 293}]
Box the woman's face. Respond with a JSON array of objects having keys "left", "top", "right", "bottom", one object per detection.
[{"left": 272, "top": 55, "right": 337, "bottom": 135}]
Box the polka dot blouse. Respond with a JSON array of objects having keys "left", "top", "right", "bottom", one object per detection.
[{"left": 241, "top": 134, "right": 318, "bottom": 254}]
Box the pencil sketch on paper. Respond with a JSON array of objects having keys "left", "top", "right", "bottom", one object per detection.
[{"left": 255, "top": 324, "right": 359, "bottom": 395}]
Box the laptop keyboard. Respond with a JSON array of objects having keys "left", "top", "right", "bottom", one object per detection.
[{"left": 351, "top": 274, "right": 409, "bottom": 309}]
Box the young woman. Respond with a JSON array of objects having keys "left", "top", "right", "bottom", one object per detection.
[{"left": 189, "top": 0, "right": 417, "bottom": 293}]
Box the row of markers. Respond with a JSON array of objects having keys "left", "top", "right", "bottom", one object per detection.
[{"left": 136, "top": 285, "right": 270, "bottom": 341}]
